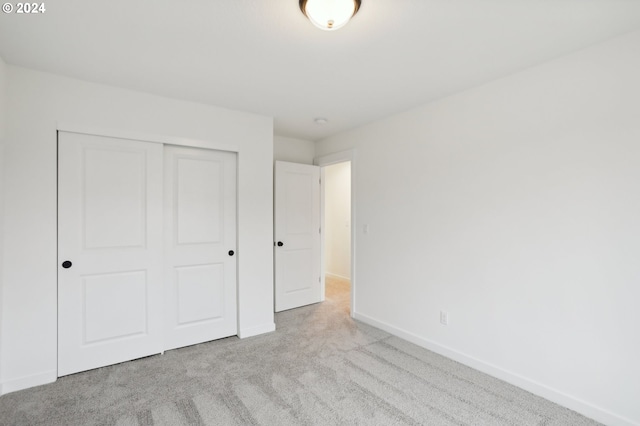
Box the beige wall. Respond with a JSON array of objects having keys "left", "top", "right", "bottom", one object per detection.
[
  {"left": 316, "top": 30, "right": 640, "bottom": 425},
  {"left": 0, "top": 55, "right": 7, "bottom": 392},
  {"left": 1, "top": 66, "right": 275, "bottom": 394},
  {"left": 324, "top": 162, "right": 351, "bottom": 279},
  {"left": 274, "top": 135, "right": 315, "bottom": 165}
]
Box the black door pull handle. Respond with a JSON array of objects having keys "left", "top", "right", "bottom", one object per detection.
[
  {"left": 277, "top": 241, "right": 284, "bottom": 247},
  {"left": 62, "top": 261, "right": 72, "bottom": 269},
  {"left": 228, "top": 250, "right": 235, "bottom": 256}
]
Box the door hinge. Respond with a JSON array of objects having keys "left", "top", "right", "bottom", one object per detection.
[
  {"left": 319, "top": 227, "right": 321, "bottom": 234},
  {"left": 319, "top": 178, "right": 321, "bottom": 185},
  {"left": 319, "top": 276, "right": 321, "bottom": 283}
]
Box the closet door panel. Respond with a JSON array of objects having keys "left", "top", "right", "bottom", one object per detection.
[
  {"left": 58, "top": 131, "right": 164, "bottom": 376},
  {"left": 164, "top": 146, "right": 237, "bottom": 350}
]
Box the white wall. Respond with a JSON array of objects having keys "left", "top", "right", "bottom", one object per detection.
[
  {"left": 0, "top": 55, "right": 7, "bottom": 394},
  {"left": 273, "top": 135, "right": 315, "bottom": 165},
  {"left": 315, "top": 30, "right": 640, "bottom": 426},
  {"left": 0, "top": 66, "right": 275, "bottom": 394},
  {"left": 324, "top": 162, "right": 351, "bottom": 280}
]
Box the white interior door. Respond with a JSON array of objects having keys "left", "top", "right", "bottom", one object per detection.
[
  {"left": 164, "top": 146, "right": 237, "bottom": 350},
  {"left": 274, "top": 161, "right": 321, "bottom": 312},
  {"left": 58, "top": 132, "right": 164, "bottom": 376}
]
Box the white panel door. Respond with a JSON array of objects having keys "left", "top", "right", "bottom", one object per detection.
[
  {"left": 58, "top": 132, "right": 164, "bottom": 376},
  {"left": 164, "top": 146, "right": 237, "bottom": 350},
  {"left": 274, "top": 161, "right": 321, "bottom": 312}
]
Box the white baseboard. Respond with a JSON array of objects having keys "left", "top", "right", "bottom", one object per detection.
[
  {"left": 0, "top": 370, "right": 57, "bottom": 396},
  {"left": 353, "top": 311, "right": 638, "bottom": 426},
  {"left": 238, "top": 322, "right": 276, "bottom": 339},
  {"left": 325, "top": 272, "right": 350, "bottom": 281}
]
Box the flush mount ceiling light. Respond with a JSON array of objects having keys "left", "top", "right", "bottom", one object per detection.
[{"left": 299, "top": 0, "right": 361, "bottom": 31}]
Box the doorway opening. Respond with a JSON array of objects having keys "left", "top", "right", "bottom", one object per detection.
[{"left": 323, "top": 161, "right": 351, "bottom": 313}]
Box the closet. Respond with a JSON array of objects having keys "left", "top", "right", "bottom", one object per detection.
[{"left": 57, "top": 131, "right": 237, "bottom": 376}]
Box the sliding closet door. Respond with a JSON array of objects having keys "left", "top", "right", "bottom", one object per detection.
[
  {"left": 58, "top": 132, "right": 164, "bottom": 376},
  {"left": 163, "top": 146, "right": 237, "bottom": 350}
]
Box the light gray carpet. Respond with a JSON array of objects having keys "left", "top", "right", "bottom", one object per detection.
[{"left": 0, "top": 278, "right": 600, "bottom": 426}]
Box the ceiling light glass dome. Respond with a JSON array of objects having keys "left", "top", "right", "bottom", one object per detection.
[{"left": 299, "top": 0, "right": 361, "bottom": 31}]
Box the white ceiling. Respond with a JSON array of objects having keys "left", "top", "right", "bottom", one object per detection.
[{"left": 1, "top": 0, "right": 640, "bottom": 141}]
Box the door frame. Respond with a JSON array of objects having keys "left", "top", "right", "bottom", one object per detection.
[
  {"left": 314, "top": 149, "right": 356, "bottom": 317},
  {"left": 57, "top": 123, "right": 239, "bottom": 153},
  {"left": 56, "top": 123, "right": 241, "bottom": 371}
]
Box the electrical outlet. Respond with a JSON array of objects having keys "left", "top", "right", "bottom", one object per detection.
[{"left": 440, "top": 310, "right": 449, "bottom": 326}]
